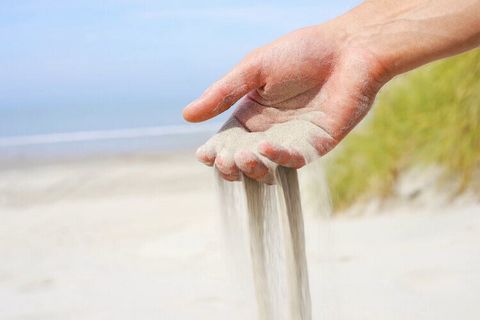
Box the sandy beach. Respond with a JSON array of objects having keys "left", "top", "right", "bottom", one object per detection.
[{"left": 0, "top": 153, "right": 479, "bottom": 319}]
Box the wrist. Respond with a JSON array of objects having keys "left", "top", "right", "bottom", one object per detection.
[
  {"left": 330, "top": 0, "right": 480, "bottom": 77},
  {"left": 326, "top": 1, "right": 416, "bottom": 79}
]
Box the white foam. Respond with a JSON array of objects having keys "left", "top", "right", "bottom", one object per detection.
[{"left": 0, "top": 123, "right": 221, "bottom": 147}]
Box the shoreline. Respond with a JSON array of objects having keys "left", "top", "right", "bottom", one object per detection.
[
  {"left": 0, "top": 122, "right": 220, "bottom": 164},
  {"left": 0, "top": 149, "right": 197, "bottom": 170}
]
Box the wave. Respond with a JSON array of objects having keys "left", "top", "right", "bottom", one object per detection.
[{"left": 0, "top": 123, "right": 221, "bottom": 147}]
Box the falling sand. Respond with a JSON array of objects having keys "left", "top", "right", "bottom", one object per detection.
[{"left": 216, "top": 167, "right": 311, "bottom": 320}]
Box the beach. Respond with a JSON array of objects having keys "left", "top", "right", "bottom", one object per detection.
[{"left": 0, "top": 153, "right": 479, "bottom": 319}]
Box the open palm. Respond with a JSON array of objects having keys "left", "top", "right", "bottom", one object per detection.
[{"left": 184, "top": 26, "right": 388, "bottom": 181}]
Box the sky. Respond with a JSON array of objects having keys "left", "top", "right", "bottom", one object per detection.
[{"left": 0, "top": 0, "right": 361, "bottom": 136}]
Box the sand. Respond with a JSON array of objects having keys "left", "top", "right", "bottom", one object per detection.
[
  {"left": 0, "top": 154, "right": 479, "bottom": 319},
  {"left": 217, "top": 167, "right": 311, "bottom": 320},
  {"left": 210, "top": 117, "right": 321, "bottom": 320},
  {"left": 198, "top": 116, "right": 329, "bottom": 182}
]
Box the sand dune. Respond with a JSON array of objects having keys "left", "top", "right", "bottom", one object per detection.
[{"left": 0, "top": 154, "right": 479, "bottom": 319}]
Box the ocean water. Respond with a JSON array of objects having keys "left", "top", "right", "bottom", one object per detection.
[{"left": 0, "top": 103, "right": 227, "bottom": 159}]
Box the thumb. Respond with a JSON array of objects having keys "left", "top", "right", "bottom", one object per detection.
[{"left": 183, "top": 55, "right": 264, "bottom": 122}]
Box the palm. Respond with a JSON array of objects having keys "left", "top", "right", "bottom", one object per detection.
[{"left": 184, "top": 27, "right": 387, "bottom": 181}]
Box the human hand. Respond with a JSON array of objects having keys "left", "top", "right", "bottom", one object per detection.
[
  {"left": 184, "top": 0, "right": 480, "bottom": 182},
  {"left": 184, "top": 25, "right": 388, "bottom": 181}
]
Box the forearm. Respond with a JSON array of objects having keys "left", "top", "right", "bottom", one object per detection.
[{"left": 330, "top": 0, "right": 480, "bottom": 78}]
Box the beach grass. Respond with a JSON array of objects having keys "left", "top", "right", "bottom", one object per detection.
[{"left": 326, "top": 49, "right": 480, "bottom": 211}]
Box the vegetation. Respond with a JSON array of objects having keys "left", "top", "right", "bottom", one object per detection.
[{"left": 326, "top": 49, "right": 480, "bottom": 211}]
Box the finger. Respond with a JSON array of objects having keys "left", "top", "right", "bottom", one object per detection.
[
  {"left": 183, "top": 55, "right": 264, "bottom": 122},
  {"left": 214, "top": 150, "right": 241, "bottom": 181},
  {"left": 195, "top": 144, "right": 216, "bottom": 166},
  {"left": 258, "top": 141, "right": 306, "bottom": 169},
  {"left": 307, "top": 129, "right": 337, "bottom": 156},
  {"left": 234, "top": 150, "right": 269, "bottom": 181}
]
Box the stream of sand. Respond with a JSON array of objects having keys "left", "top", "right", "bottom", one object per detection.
[{"left": 217, "top": 167, "right": 311, "bottom": 320}]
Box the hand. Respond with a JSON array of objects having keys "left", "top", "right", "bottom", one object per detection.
[
  {"left": 183, "top": 0, "right": 480, "bottom": 182},
  {"left": 184, "top": 25, "right": 388, "bottom": 182}
]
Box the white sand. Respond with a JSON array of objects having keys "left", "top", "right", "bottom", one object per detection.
[
  {"left": 0, "top": 154, "right": 479, "bottom": 319},
  {"left": 218, "top": 168, "right": 311, "bottom": 320}
]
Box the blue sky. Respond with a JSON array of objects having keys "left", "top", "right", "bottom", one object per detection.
[{"left": 0, "top": 0, "right": 360, "bottom": 134}]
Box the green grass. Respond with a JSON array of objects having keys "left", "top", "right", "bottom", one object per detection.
[{"left": 326, "top": 49, "right": 480, "bottom": 211}]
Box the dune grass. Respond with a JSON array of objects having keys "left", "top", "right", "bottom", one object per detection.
[{"left": 326, "top": 49, "right": 480, "bottom": 211}]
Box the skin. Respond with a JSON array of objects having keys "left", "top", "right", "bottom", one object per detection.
[{"left": 183, "top": 0, "right": 480, "bottom": 182}]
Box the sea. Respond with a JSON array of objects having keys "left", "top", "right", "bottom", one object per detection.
[{"left": 0, "top": 103, "right": 228, "bottom": 160}]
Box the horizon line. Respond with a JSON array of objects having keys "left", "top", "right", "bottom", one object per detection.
[{"left": 0, "top": 123, "right": 221, "bottom": 147}]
